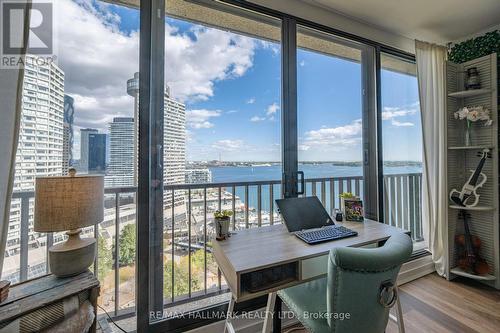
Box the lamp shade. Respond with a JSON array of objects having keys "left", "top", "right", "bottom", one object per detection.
[{"left": 34, "top": 175, "right": 104, "bottom": 232}]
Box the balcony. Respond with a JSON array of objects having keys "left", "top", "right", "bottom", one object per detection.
[{"left": 2, "top": 173, "right": 423, "bottom": 320}]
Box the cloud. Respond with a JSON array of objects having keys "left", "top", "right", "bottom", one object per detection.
[
  {"left": 391, "top": 120, "right": 414, "bottom": 127},
  {"left": 211, "top": 139, "right": 244, "bottom": 151},
  {"left": 299, "top": 60, "right": 306, "bottom": 67},
  {"left": 382, "top": 108, "right": 416, "bottom": 120},
  {"left": 247, "top": 98, "right": 256, "bottom": 104},
  {"left": 250, "top": 102, "right": 280, "bottom": 123},
  {"left": 165, "top": 24, "right": 256, "bottom": 102},
  {"left": 259, "top": 40, "right": 280, "bottom": 56},
  {"left": 381, "top": 104, "right": 418, "bottom": 127},
  {"left": 185, "top": 129, "right": 195, "bottom": 142},
  {"left": 52, "top": 0, "right": 258, "bottom": 135},
  {"left": 250, "top": 116, "right": 266, "bottom": 122},
  {"left": 186, "top": 109, "right": 221, "bottom": 129},
  {"left": 54, "top": 0, "right": 139, "bottom": 133},
  {"left": 266, "top": 102, "right": 280, "bottom": 116},
  {"left": 300, "top": 119, "right": 362, "bottom": 151}
]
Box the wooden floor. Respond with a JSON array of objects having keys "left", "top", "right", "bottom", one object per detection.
[{"left": 283, "top": 273, "right": 500, "bottom": 333}]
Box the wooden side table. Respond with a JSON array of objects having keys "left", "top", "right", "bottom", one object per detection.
[{"left": 0, "top": 270, "right": 100, "bottom": 332}]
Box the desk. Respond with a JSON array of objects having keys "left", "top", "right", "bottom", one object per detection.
[{"left": 213, "top": 219, "right": 409, "bottom": 333}]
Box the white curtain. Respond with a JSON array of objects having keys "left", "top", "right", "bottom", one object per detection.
[
  {"left": 0, "top": 0, "right": 31, "bottom": 274},
  {"left": 415, "top": 40, "right": 448, "bottom": 276}
]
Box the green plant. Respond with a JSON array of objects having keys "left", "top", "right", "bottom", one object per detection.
[
  {"left": 340, "top": 192, "right": 356, "bottom": 199},
  {"left": 449, "top": 30, "right": 500, "bottom": 63},
  {"left": 116, "top": 224, "right": 136, "bottom": 266},
  {"left": 214, "top": 210, "right": 233, "bottom": 219},
  {"left": 97, "top": 236, "right": 112, "bottom": 279},
  {"left": 163, "top": 251, "right": 205, "bottom": 297}
]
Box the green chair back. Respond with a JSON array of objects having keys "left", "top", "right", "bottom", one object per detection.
[{"left": 326, "top": 233, "right": 412, "bottom": 332}]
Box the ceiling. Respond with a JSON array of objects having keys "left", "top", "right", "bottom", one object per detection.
[{"left": 304, "top": 0, "right": 500, "bottom": 43}]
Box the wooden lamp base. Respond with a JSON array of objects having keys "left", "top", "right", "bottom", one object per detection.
[{"left": 49, "top": 229, "right": 96, "bottom": 277}]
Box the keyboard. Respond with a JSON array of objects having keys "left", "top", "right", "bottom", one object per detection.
[{"left": 295, "top": 225, "right": 358, "bottom": 244}]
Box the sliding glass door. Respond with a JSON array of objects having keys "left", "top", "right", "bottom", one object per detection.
[
  {"left": 140, "top": 1, "right": 285, "bottom": 331},
  {"left": 161, "top": 0, "right": 282, "bottom": 315},
  {"left": 380, "top": 53, "right": 425, "bottom": 249},
  {"left": 296, "top": 25, "right": 376, "bottom": 216}
]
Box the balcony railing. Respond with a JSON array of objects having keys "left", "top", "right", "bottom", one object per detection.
[{"left": 4, "top": 173, "right": 422, "bottom": 318}]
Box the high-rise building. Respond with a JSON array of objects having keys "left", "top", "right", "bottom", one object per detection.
[
  {"left": 79, "top": 128, "right": 98, "bottom": 173},
  {"left": 4, "top": 55, "right": 64, "bottom": 277},
  {"left": 11, "top": 56, "right": 65, "bottom": 190},
  {"left": 78, "top": 129, "right": 106, "bottom": 174},
  {"left": 185, "top": 169, "right": 213, "bottom": 184},
  {"left": 164, "top": 86, "right": 187, "bottom": 209},
  {"left": 105, "top": 117, "right": 135, "bottom": 187},
  {"left": 126, "top": 73, "right": 139, "bottom": 186},
  {"left": 62, "top": 95, "right": 75, "bottom": 175},
  {"left": 88, "top": 133, "right": 106, "bottom": 174},
  {"left": 126, "top": 73, "right": 186, "bottom": 209}
]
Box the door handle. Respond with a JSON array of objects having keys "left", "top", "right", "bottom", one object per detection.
[{"left": 297, "top": 171, "right": 305, "bottom": 195}]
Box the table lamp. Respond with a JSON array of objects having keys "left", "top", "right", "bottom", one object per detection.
[{"left": 34, "top": 169, "right": 104, "bottom": 277}]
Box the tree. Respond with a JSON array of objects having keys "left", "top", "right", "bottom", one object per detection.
[
  {"left": 164, "top": 250, "right": 205, "bottom": 297},
  {"left": 97, "top": 236, "right": 112, "bottom": 279},
  {"left": 118, "top": 224, "right": 136, "bottom": 266}
]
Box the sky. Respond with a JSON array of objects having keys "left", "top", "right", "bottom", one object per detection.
[{"left": 51, "top": 0, "right": 422, "bottom": 162}]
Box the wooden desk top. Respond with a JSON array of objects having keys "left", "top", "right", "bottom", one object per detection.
[{"left": 213, "top": 219, "right": 408, "bottom": 274}]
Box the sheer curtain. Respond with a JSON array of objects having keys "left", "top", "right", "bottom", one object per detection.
[
  {"left": 0, "top": 1, "right": 31, "bottom": 273},
  {"left": 415, "top": 40, "right": 448, "bottom": 276}
]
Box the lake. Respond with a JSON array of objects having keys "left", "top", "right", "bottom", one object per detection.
[{"left": 208, "top": 164, "right": 422, "bottom": 212}]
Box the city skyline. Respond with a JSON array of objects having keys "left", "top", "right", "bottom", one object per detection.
[
  {"left": 1, "top": 0, "right": 425, "bottom": 304},
  {"left": 54, "top": 0, "right": 422, "bottom": 163}
]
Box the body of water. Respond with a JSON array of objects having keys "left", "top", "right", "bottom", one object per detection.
[
  {"left": 208, "top": 164, "right": 422, "bottom": 213},
  {"left": 210, "top": 164, "right": 421, "bottom": 183}
]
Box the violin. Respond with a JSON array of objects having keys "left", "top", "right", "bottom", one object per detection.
[
  {"left": 455, "top": 211, "right": 489, "bottom": 275},
  {"left": 449, "top": 149, "right": 491, "bottom": 207}
]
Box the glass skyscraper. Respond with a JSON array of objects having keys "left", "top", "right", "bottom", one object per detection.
[
  {"left": 63, "top": 95, "right": 75, "bottom": 175},
  {"left": 88, "top": 133, "right": 106, "bottom": 174},
  {"left": 106, "top": 117, "right": 135, "bottom": 187}
]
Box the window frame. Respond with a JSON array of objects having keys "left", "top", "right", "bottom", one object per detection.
[{"left": 136, "top": 1, "right": 419, "bottom": 332}]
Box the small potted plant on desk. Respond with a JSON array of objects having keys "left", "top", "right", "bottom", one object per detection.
[
  {"left": 214, "top": 210, "right": 233, "bottom": 241},
  {"left": 340, "top": 192, "right": 364, "bottom": 222},
  {"left": 340, "top": 192, "right": 356, "bottom": 215}
]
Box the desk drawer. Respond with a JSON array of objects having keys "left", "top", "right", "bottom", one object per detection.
[
  {"left": 301, "top": 255, "right": 329, "bottom": 280},
  {"left": 240, "top": 262, "right": 299, "bottom": 294}
]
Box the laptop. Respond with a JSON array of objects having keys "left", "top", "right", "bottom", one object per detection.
[{"left": 275, "top": 196, "right": 358, "bottom": 244}]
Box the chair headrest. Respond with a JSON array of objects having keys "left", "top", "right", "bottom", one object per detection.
[{"left": 329, "top": 233, "right": 413, "bottom": 272}]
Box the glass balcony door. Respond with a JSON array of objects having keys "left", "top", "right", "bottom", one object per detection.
[
  {"left": 295, "top": 25, "right": 376, "bottom": 217},
  {"left": 141, "top": 0, "right": 285, "bottom": 331},
  {"left": 380, "top": 53, "right": 425, "bottom": 250}
]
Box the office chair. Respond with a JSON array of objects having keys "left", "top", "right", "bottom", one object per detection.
[{"left": 277, "top": 233, "right": 413, "bottom": 333}]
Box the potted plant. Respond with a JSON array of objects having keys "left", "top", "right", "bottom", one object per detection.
[
  {"left": 214, "top": 210, "right": 233, "bottom": 240},
  {"left": 340, "top": 192, "right": 357, "bottom": 215}
]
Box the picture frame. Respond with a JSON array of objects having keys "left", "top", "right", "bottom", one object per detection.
[{"left": 344, "top": 198, "right": 364, "bottom": 222}]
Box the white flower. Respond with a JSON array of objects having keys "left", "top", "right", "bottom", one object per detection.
[
  {"left": 467, "top": 110, "right": 479, "bottom": 121},
  {"left": 455, "top": 106, "right": 492, "bottom": 126},
  {"left": 454, "top": 107, "right": 469, "bottom": 120}
]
